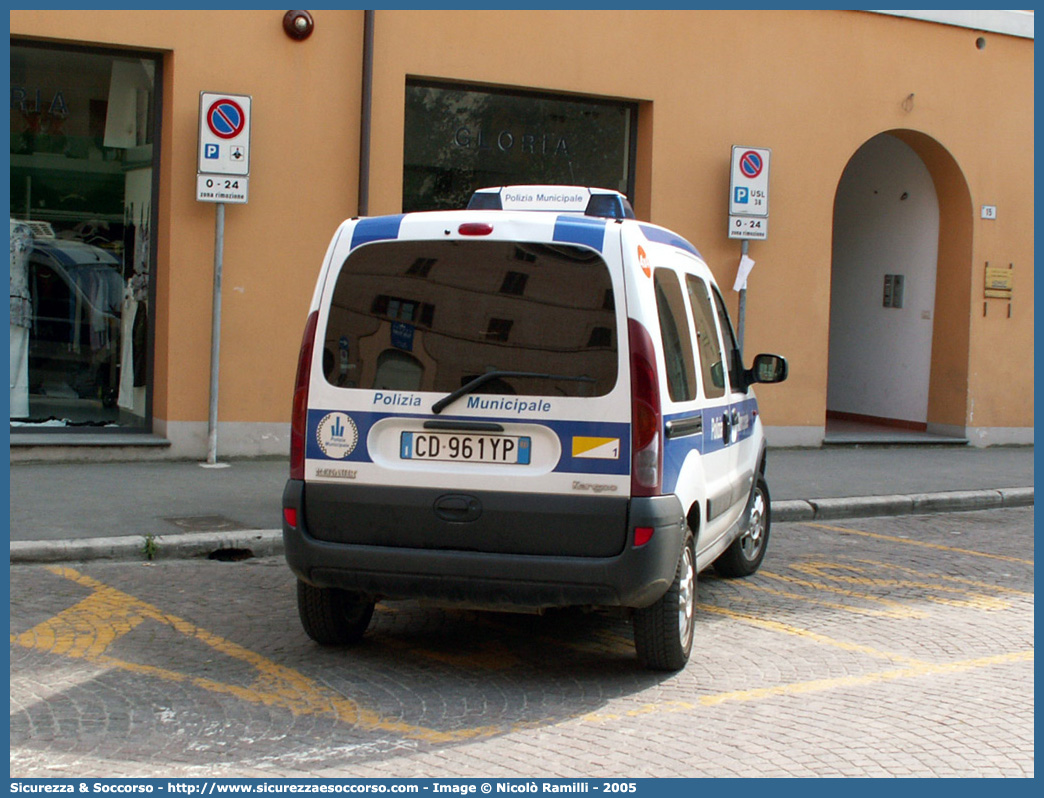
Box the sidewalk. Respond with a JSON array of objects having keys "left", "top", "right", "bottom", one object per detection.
[{"left": 9, "top": 445, "right": 1034, "bottom": 564}]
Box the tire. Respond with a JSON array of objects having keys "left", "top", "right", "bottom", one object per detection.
[
  {"left": 633, "top": 533, "right": 696, "bottom": 671},
  {"left": 297, "top": 579, "right": 375, "bottom": 646},
  {"left": 714, "top": 474, "right": 771, "bottom": 578}
]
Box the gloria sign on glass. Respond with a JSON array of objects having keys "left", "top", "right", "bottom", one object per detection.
[{"left": 403, "top": 81, "right": 637, "bottom": 212}]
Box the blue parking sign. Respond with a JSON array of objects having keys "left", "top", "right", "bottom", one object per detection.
[
  {"left": 204, "top": 143, "right": 219, "bottom": 159},
  {"left": 391, "top": 322, "right": 414, "bottom": 352}
]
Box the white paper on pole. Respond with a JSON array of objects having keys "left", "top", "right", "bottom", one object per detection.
[{"left": 733, "top": 254, "right": 755, "bottom": 292}]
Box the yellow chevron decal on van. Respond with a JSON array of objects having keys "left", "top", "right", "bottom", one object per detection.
[{"left": 572, "top": 436, "right": 621, "bottom": 460}]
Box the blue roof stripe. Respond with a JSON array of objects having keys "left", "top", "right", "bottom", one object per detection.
[
  {"left": 350, "top": 215, "right": 406, "bottom": 250},
  {"left": 553, "top": 215, "right": 607, "bottom": 252},
  {"left": 639, "top": 224, "right": 702, "bottom": 260}
]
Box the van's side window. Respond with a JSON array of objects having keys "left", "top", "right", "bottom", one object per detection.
[
  {"left": 685, "top": 276, "right": 726, "bottom": 399},
  {"left": 653, "top": 269, "right": 697, "bottom": 402},
  {"left": 710, "top": 285, "right": 744, "bottom": 393}
]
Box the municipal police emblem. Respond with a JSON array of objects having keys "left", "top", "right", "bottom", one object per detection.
[{"left": 316, "top": 412, "right": 358, "bottom": 459}]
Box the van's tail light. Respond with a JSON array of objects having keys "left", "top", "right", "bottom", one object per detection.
[
  {"left": 628, "top": 318, "right": 662, "bottom": 496},
  {"left": 289, "top": 310, "right": 319, "bottom": 480},
  {"left": 633, "top": 526, "right": 654, "bottom": 547}
]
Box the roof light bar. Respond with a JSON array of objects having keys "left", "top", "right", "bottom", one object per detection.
[{"left": 466, "top": 185, "right": 636, "bottom": 220}]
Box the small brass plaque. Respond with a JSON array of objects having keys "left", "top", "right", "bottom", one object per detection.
[
  {"left": 985, "top": 267, "right": 1013, "bottom": 291},
  {"left": 985, "top": 267, "right": 1013, "bottom": 299}
]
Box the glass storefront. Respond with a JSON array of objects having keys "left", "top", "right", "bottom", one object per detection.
[
  {"left": 10, "top": 42, "right": 160, "bottom": 432},
  {"left": 403, "top": 80, "right": 637, "bottom": 212}
]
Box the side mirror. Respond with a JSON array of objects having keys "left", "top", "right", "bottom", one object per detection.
[{"left": 745, "top": 353, "right": 788, "bottom": 386}]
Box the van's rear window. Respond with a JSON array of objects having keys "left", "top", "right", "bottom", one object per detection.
[{"left": 322, "top": 239, "right": 618, "bottom": 398}]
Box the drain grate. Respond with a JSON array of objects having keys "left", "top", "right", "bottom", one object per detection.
[
  {"left": 208, "top": 547, "right": 255, "bottom": 562},
  {"left": 162, "top": 514, "right": 246, "bottom": 533}
]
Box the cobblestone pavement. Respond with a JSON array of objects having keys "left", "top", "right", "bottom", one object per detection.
[{"left": 10, "top": 508, "right": 1034, "bottom": 778}]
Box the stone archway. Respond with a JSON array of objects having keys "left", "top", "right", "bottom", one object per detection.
[{"left": 827, "top": 130, "right": 973, "bottom": 439}]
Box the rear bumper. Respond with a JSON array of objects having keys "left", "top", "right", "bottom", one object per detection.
[{"left": 282, "top": 479, "right": 686, "bottom": 610}]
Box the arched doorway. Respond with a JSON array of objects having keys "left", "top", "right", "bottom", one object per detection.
[{"left": 826, "top": 131, "right": 973, "bottom": 442}]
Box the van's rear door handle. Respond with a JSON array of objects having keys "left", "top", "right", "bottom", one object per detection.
[{"left": 434, "top": 494, "right": 483, "bottom": 523}]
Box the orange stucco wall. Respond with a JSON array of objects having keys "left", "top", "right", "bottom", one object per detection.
[{"left": 9, "top": 9, "right": 1034, "bottom": 449}]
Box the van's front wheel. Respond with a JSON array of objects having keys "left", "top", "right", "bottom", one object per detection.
[
  {"left": 297, "top": 580, "right": 375, "bottom": 645},
  {"left": 633, "top": 533, "right": 695, "bottom": 671}
]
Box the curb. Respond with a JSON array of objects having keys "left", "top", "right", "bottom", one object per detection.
[
  {"left": 10, "top": 488, "right": 1034, "bottom": 565},
  {"left": 10, "top": 528, "right": 284, "bottom": 566},
  {"left": 773, "top": 487, "right": 1033, "bottom": 523}
]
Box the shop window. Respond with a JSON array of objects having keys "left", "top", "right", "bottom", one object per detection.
[
  {"left": 10, "top": 42, "right": 160, "bottom": 432},
  {"left": 403, "top": 80, "right": 637, "bottom": 212}
]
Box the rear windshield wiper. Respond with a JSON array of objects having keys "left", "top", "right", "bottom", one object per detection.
[{"left": 431, "top": 371, "right": 595, "bottom": 415}]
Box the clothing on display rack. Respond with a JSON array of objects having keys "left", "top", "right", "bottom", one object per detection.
[{"left": 9, "top": 219, "right": 32, "bottom": 418}]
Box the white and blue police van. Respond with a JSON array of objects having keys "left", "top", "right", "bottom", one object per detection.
[{"left": 283, "top": 185, "right": 787, "bottom": 670}]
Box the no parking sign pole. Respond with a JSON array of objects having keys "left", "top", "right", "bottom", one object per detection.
[
  {"left": 208, "top": 203, "right": 225, "bottom": 466},
  {"left": 196, "top": 92, "right": 252, "bottom": 464},
  {"left": 727, "top": 145, "right": 770, "bottom": 353}
]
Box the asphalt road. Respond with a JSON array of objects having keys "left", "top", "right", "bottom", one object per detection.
[{"left": 10, "top": 507, "right": 1034, "bottom": 778}]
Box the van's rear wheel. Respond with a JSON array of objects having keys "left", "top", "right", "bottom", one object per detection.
[
  {"left": 633, "top": 533, "right": 695, "bottom": 671},
  {"left": 297, "top": 580, "right": 375, "bottom": 645},
  {"left": 714, "top": 474, "right": 770, "bottom": 578}
]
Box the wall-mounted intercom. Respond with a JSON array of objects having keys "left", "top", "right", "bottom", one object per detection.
[{"left": 883, "top": 274, "right": 905, "bottom": 308}]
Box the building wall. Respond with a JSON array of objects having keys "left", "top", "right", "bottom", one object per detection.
[
  {"left": 9, "top": 9, "right": 1033, "bottom": 457},
  {"left": 365, "top": 9, "right": 1034, "bottom": 446}
]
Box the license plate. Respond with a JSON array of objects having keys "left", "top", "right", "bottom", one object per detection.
[{"left": 400, "top": 432, "right": 531, "bottom": 464}]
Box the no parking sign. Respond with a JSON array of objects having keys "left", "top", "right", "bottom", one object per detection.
[
  {"left": 729, "top": 145, "right": 771, "bottom": 240},
  {"left": 197, "top": 91, "right": 251, "bottom": 204}
]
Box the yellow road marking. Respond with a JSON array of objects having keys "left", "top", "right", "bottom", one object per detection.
[
  {"left": 757, "top": 568, "right": 927, "bottom": 619},
  {"left": 852, "top": 558, "right": 1034, "bottom": 597},
  {"left": 12, "top": 566, "right": 1034, "bottom": 742},
  {"left": 698, "top": 603, "right": 929, "bottom": 666},
  {"left": 742, "top": 580, "right": 925, "bottom": 619},
  {"left": 805, "top": 522, "right": 1034, "bottom": 565},
  {"left": 581, "top": 650, "right": 1034, "bottom": 722},
  {"left": 786, "top": 560, "right": 1013, "bottom": 611},
  {"left": 11, "top": 567, "right": 496, "bottom": 744}
]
